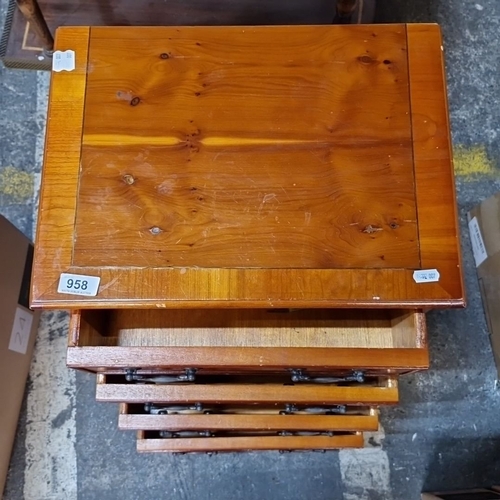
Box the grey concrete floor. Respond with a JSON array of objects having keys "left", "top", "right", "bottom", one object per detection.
[{"left": 1, "top": 1, "right": 500, "bottom": 499}]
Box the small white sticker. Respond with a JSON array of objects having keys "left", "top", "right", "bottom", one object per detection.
[
  {"left": 413, "top": 269, "right": 440, "bottom": 283},
  {"left": 52, "top": 50, "right": 75, "bottom": 72},
  {"left": 57, "top": 273, "right": 100, "bottom": 296},
  {"left": 468, "top": 216, "right": 488, "bottom": 267},
  {"left": 9, "top": 307, "right": 34, "bottom": 355}
]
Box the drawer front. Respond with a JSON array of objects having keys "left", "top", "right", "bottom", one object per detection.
[
  {"left": 118, "top": 404, "right": 379, "bottom": 432},
  {"left": 96, "top": 375, "right": 398, "bottom": 406},
  {"left": 68, "top": 346, "right": 429, "bottom": 374},
  {"left": 136, "top": 431, "right": 364, "bottom": 453}
]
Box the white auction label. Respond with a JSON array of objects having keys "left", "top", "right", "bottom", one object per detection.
[
  {"left": 468, "top": 216, "right": 488, "bottom": 267},
  {"left": 52, "top": 50, "right": 75, "bottom": 72},
  {"left": 57, "top": 273, "right": 100, "bottom": 296},
  {"left": 413, "top": 269, "right": 440, "bottom": 283},
  {"left": 9, "top": 307, "right": 34, "bottom": 355}
]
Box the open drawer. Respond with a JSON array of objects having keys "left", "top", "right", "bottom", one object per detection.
[
  {"left": 119, "top": 403, "right": 380, "bottom": 433},
  {"left": 135, "top": 430, "right": 365, "bottom": 453},
  {"left": 67, "top": 308, "right": 428, "bottom": 374}
]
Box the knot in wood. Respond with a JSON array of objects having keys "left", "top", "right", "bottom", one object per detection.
[
  {"left": 358, "top": 55, "right": 373, "bottom": 64},
  {"left": 362, "top": 225, "right": 383, "bottom": 234}
]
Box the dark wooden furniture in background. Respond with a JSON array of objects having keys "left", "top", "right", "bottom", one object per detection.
[
  {"left": 0, "top": 0, "right": 376, "bottom": 70},
  {"left": 32, "top": 24, "right": 462, "bottom": 452}
]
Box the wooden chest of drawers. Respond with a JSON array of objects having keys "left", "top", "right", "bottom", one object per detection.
[{"left": 32, "top": 23, "right": 463, "bottom": 452}]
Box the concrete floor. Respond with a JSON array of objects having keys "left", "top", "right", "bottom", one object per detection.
[{"left": 1, "top": 1, "right": 500, "bottom": 499}]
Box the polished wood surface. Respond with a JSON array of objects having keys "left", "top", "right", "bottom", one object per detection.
[
  {"left": 407, "top": 24, "right": 464, "bottom": 301},
  {"left": 119, "top": 411, "right": 379, "bottom": 432},
  {"left": 67, "top": 346, "right": 429, "bottom": 372},
  {"left": 77, "top": 26, "right": 417, "bottom": 270},
  {"left": 96, "top": 382, "right": 399, "bottom": 405},
  {"left": 32, "top": 27, "right": 89, "bottom": 302},
  {"left": 136, "top": 431, "right": 364, "bottom": 452},
  {"left": 32, "top": 24, "right": 464, "bottom": 309}
]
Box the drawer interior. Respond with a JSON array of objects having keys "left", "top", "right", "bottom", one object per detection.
[{"left": 72, "top": 308, "right": 424, "bottom": 349}]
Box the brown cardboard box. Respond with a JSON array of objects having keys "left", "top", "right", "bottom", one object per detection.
[
  {"left": 0, "top": 216, "right": 40, "bottom": 495},
  {"left": 468, "top": 193, "right": 500, "bottom": 379}
]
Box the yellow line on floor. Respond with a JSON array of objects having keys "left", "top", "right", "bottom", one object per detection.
[
  {"left": 0, "top": 166, "right": 34, "bottom": 203},
  {"left": 454, "top": 145, "right": 497, "bottom": 179}
]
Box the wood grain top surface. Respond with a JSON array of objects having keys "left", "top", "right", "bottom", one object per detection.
[
  {"left": 32, "top": 24, "right": 464, "bottom": 308},
  {"left": 77, "top": 25, "right": 417, "bottom": 269}
]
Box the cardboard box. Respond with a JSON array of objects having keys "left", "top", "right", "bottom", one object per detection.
[
  {"left": 0, "top": 215, "right": 41, "bottom": 495},
  {"left": 468, "top": 193, "right": 500, "bottom": 378}
]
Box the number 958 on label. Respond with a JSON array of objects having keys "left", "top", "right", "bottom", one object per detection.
[{"left": 57, "top": 273, "right": 101, "bottom": 296}]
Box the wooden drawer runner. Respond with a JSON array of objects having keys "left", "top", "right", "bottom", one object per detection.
[
  {"left": 136, "top": 431, "right": 364, "bottom": 453},
  {"left": 119, "top": 404, "right": 379, "bottom": 432},
  {"left": 68, "top": 308, "right": 428, "bottom": 373}
]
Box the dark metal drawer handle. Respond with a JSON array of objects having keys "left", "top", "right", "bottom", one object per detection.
[
  {"left": 281, "top": 404, "right": 347, "bottom": 415},
  {"left": 159, "top": 430, "right": 212, "bottom": 439},
  {"left": 290, "top": 369, "right": 365, "bottom": 384},
  {"left": 125, "top": 368, "right": 196, "bottom": 384},
  {"left": 145, "top": 403, "right": 204, "bottom": 415},
  {"left": 279, "top": 431, "right": 336, "bottom": 437},
  {"left": 144, "top": 403, "right": 347, "bottom": 415}
]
